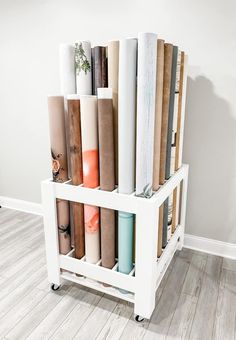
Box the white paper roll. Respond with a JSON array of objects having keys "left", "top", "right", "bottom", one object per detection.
[
  {"left": 59, "top": 44, "right": 76, "bottom": 95},
  {"left": 136, "top": 32, "right": 157, "bottom": 197},
  {"left": 80, "top": 95, "right": 100, "bottom": 264},
  {"left": 118, "top": 38, "right": 137, "bottom": 195},
  {"left": 75, "top": 41, "right": 92, "bottom": 95}
]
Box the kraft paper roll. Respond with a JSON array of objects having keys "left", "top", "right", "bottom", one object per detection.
[
  {"left": 108, "top": 40, "right": 119, "bottom": 185},
  {"left": 136, "top": 32, "right": 157, "bottom": 197},
  {"left": 48, "top": 96, "right": 71, "bottom": 255},
  {"left": 80, "top": 95, "right": 100, "bottom": 264},
  {"left": 97, "top": 88, "right": 115, "bottom": 269},
  {"left": 152, "top": 39, "right": 165, "bottom": 257},
  {"left": 165, "top": 46, "right": 178, "bottom": 180},
  {"left": 159, "top": 43, "right": 173, "bottom": 248},
  {"left": 118, "top": 38, "right": 137, "bottom": 276},
  {"left": 67, "top": 95, "right": 85, "bottom": 259},
  {"left": 75, "top": 41, "right": 92, "bottom": 95},
  {"left": 92, "top": 46, "right": 107, "bottom": 95}
]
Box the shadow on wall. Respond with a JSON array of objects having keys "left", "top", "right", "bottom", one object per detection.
[{"left": 183, "top": 75, "right": 236, "bottom": 243}]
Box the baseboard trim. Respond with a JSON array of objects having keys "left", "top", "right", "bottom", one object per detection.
[
  {"left": 184, "top": 233, "right": 236, "bottom": 260},
  {"left": 0, "top": 196, "right": 43, "bottom": 216}
]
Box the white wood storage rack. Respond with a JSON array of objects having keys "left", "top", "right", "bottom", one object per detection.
[{"left": 41, "top": 163, "right": 189, "bottom": 321}]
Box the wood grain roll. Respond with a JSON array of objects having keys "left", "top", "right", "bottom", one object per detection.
[
  {"left": 67, "top": 95, "right": 85, "bottom": 259},
  {"left": 98, "top": 88, "right": 115, "bottom": 269},
  {"left": 108, "top": 40, "right": 119, "bottom": 185},
  {"left": 80, "top": 95, "right": 100, "bottom": 264},
  {"left": 92, "top": 46, "right": 107, "bottom": 95},
  {"left": 159, "top": 43, "right": 173, "bottom": 248},
  {"left": 136, "top": 32, "right": 157, "bottom": 197},
  {"left": 48, "top": 96, "right": 71, "bottom": 255}
]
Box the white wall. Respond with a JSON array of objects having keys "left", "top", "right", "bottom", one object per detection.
[{"left": 0, "top": 0, "right": 236, "bottom": 243}]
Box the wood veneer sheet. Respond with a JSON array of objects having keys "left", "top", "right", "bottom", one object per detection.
[
  {"left": 67, "top": 95, "right": 85, "bottom": 259},
  {"left": 118, "top": 38, "right": 137, "bottom": 275},
  {"left": 48, "top": 96, "right": 71, "bottom": 255},
  {"left": 136, "top": 32, "right": 157, "bottom": 197},
  {"left": 108, "top": 40, "right": 119, "bottom": 184},
  {"left": 92, "top": 46, "right": 107, "bottom": 95},
  {"left": 75, "top": 41, "right": 92, "bottom": 95},
  {"left": 80, "top": 95, "right": 100, "bottom": 264},
  {"left": 98, "top": 88, "right": 115, "bottom": 269}
]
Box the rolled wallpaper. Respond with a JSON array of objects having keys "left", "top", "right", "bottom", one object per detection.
[
  {"left": 75, "top": 41, "right": 92, "bottom": 95},
  {"left": 67, "top": 95, "right": 85, "bottom": 259},
  {"left": 59, "top": 44, "right": 76, "bottom": 95},
  {"left": 165, "top": 46, "right": 178, "bottom": 180},
  {"left": 153, "top": 39, "right": 165, "bottom": 191},
  {"left": 97, "top": 88, "right": 115, "bottom": 269},
  {"left": 172, "top": 52, "right": 187, "bottom": 232},
  {"left": 48, "top": 96, "right": 71, "bottom": 255},
  {"left": 136, "top": 32, "right": 157, "bottom": 197},
  {"left": 92, "top": 46, "right": 107, "bottom": 95},
  {"left": 80, "top": 95, "right": 100, "bottom": 264},
  {"left": 159, "top": 43, "right": 173, "bottom": 248},
  {"left": 118, "top": 38, "right": 137, "bottom": 275},
  {"left": 108, "top": 40, "right": 119, "bottom": 184}
]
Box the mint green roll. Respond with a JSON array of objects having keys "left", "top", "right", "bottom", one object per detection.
[{"left": 118, "top": 211, "right": 134, "bottom": 274}]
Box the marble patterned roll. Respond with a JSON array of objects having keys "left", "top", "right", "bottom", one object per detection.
[
  {"left": 136, "top": 32, "right": 157, "bottom": 197},
  {"left": 80, "top": 95, "right": 100, "bottom": 264},
  {"left": 159, "top": 43, "right": 173, "bottom": 248},
  {"left": 48, "top": 96, "right": 71, "bottom": 255},
  {"left": 118, "top": 38, "right": 137, "bottom": 275},
  {"left": 108, "top": 40, "right": 119, "bottom": 184},
  {"left": 67, "top": 95, "right": 85, "bottom": 259},
  {"left": 97, "top": 88, "right": 115, "bottom": 269},
  {"left": 75, "top": 41, "right": 92, "bottom": 95},
  {"left": 92, "top": 46, "right": 107, "bottom": 95},
  {"left": 59, "top": 44, "right": 76, "bottom": 95}
]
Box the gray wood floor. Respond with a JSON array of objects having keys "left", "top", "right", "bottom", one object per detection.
[{"left": 0, "top": 207, "right": 235, "bottom": 340}]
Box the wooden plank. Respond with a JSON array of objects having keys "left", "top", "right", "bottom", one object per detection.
[
  {"left": 26, "top": 285, "right": 88, "bottom": 340},
  {"left": 143, "top": 249, "right": 192, "bottom": 339},
  {"left": 166, "top": 293, "right": 197, "bottom": 339},
  {"left": 212, "top": 268, "right": 236, "bottom": 340},
  {"left": 73, "top": 295, "right": 118, "bottom": 339},
  {"left": 96, "top": 300, "right": 133, "bottom": 340},
  {"left": 50, "top": 288, "right": 103, "bottom": 339},
  {"left": 182, "top": 251, "right": 207, "bottom": 297},
  {"left": 0, "top": 288, "right": 46, "bottom": 338},
  {"left": 5, "top": 285, "right": 71, "bottom": 340},
  {"left": 189, "top": 254, "right": 222, "bottom": 340},
  {"left": 222, "top": 257, "right": 236, "bottom": 272}
]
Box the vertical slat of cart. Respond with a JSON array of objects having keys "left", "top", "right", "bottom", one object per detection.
[
  {"left": 134, "top": 198, "right": 159, "bottom": 319},
  {"left": 178, "top": 164, "right": 189, "bottom": 250},
  {"left": 41, "top": 180, "right": 61, "bottom": 286}
]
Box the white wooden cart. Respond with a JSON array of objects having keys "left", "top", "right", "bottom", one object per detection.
[{"left": 41, "top": 163, "right": 189, "bottom": 321}]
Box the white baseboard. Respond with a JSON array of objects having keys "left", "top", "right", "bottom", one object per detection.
[
  {"left": 0, "top": 196, "right": 43, "bottom": 216},
  {"left": 184, "top": 233, "right": 236, "bottom": 260},
  {"left": 1, "top": 196, "right": 236, "bottom": 260}
]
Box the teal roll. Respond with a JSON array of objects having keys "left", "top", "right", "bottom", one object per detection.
[{"left": 118, "top": 211, "right": 134, "bottom": 274}]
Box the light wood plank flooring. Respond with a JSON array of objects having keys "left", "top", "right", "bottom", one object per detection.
[{"left": 0, "top": 207, "right": 235, "bottom": 340}]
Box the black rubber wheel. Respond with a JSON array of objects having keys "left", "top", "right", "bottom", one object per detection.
[
  {"left": 51, "top": 283, "right": 60, "bottom": 291},
  {"left": 135, "top": 315, "right": 144, "bottom": 323}
]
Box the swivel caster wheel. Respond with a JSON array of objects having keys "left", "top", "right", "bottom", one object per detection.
[
  {"left": 51, "top": 283, "right": 60, "bottom": 291},
  {"left": 135, "top": 315, "right": 145, "bottom": 323}
]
